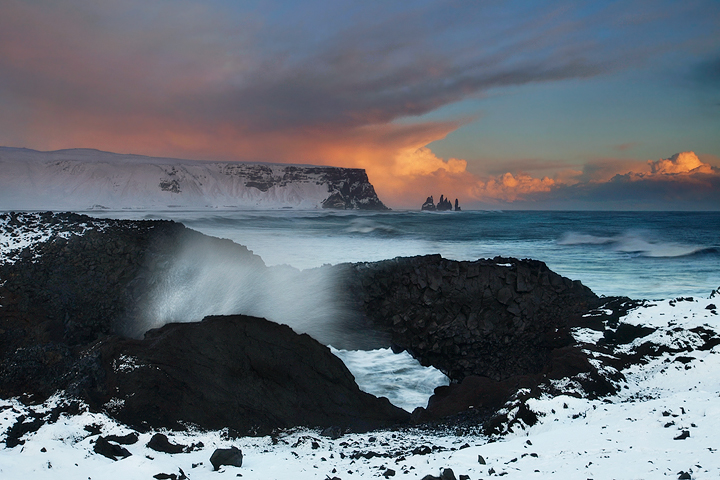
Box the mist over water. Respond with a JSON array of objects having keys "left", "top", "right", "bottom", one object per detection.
[
  {"left": 133, "top": 232, "right": 387, "bottom": 349},
  {"left": 92, "top": 209, "right": 720, "bottom": 302}
]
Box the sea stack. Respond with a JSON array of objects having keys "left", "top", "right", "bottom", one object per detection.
[
  {"left": 421, "top": 195, "right": 436, "bottom": 211},
  {"left": 422, "top": 194, "right": 459, "bottom": 211}
]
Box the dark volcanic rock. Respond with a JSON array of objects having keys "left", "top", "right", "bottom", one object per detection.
[
  {"left": 0, "top": 212, "right": 263, "bottom": 400},
  {"left": 147, "top": 433, "right": 186, "bottom": 454},
  {"left": 210, "top": 446, "right": 243, "bottom": 470},
  {"left": 94, "top": 436, "right": 132, "bottom": 460},
  {"left": 90, "top": 315, "right": 409, "bottom": 435},
  {"left": 338, "top": 255, "right": 599, "bottom": 383}
]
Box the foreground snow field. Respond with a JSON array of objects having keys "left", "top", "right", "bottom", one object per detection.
[{"left": 2, "top": 295, "right": 719, "bottom": 479}]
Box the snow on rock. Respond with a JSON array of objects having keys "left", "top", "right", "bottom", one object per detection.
[
  {"left": 0, "top": 211, "right": 124, "bottom": 265},
  {"left": 2, "top": 294, "right": 720, "bottom": 478},
  {"left": 0, "top": 147, "right": 388, "bottom": 211}
]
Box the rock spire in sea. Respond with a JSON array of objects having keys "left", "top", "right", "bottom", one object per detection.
[{"left": 421, "top": 195, "right": 461, "bottom": 211}]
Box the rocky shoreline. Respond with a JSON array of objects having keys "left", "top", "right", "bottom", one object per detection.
[{"left": 2, "top": 211, "right": 716, "bottom": 443}]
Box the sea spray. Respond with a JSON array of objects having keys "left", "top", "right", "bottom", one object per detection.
[{"left": 136, "top": 232, "right": 389, "bottom": 349}]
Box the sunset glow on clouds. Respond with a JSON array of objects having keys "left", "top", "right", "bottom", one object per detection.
[{"left": 0, "top": 0, "right": 718, "bottom": 209}]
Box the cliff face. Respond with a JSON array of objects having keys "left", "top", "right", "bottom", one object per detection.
[{"left": 0, "top": 147, "right": 389, "bottom": 210}]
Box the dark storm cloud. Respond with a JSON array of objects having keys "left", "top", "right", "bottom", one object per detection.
[{"left": 0, "top": 0, "right": 661, "bottom": 135}]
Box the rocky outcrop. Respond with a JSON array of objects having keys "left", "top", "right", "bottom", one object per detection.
[
  {"left": 318, "top": 168, "right": 388, "bottom": 210},
  {"left": 420, "top": 195, "right": 460, "bottom": 211},
  {"left": 339, "top": 255, "right": 599, "bottom": 382},
  {"left": 421, "top": 196, "right": 436, "bottom": 211},
  {"left": 436, "top": 195, "right": 453, "bottom": 211},
  {"left": 90, "top": 315, "right": 408, "bottom": 434},
  {"left": 0, "top": 213, "right": 264, "bottom": 400}
]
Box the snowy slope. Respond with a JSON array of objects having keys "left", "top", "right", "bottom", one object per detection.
[{"left": 0, "top": 147, "right": 387, "bottom": 210}]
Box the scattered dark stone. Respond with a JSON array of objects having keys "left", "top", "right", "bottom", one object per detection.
[
  {"left": 440, "top": 468, "right": 457, "bottom": 480},
  {"left": 40, "top": 447, "right": 46, "bottom": 452},
  {"left": 5, "top": 416, "right": 45, "bottom": 448},
  {"left": 690, "top": 326, "right": 720, "bottom": 351},
  {"left": 605, "top": 323, "right": 656, "bottom": 345},
  {"left": 153, "top": 472, "right": 186, "bottom": 480},
  {"left": 93, "top": 436, "right": 132, "bottom": 461},
  {"left": 705, "top": 304, "right": 716, "bottom": 310},
  {"left": 146, "top": 433, "right": 186, "bottom": 454},
  {"left": 412, "top": 446, "right": 432, "bottom": 455},
  {"left": 677, "top": 471, "right": 692, "bottom": 479},
  {"left": 478, "top": 455, "right": 486, "bottom": 464},
  {"left": 321, "top": 426, "right": 343, "bottom": 439},
  {"left": 210, "top": 446, "right": 243, "bottom": 470},
  {"left": 153, "top": 474, "right": 176, "bottom": 480},
  {"left": 105, "top": 432, "right": 138, "bottom": 445},
  {"left": 83, "top": 424, "right": 102, "bottom": 435},
  {"left": 674, "top": 431, "right": 690, "bottom": 440},
  {"left": 674, "top": 356, "right": 694, "bottom": 364},
  {"left": 420, "top": 475, "right": 440, "bottom": 480},
  {"left": 383, "top": 468, "right": 396, "bottom": 478}
]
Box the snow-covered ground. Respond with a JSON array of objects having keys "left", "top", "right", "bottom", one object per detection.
[{"left": 2, "top": 295, "right": 719, "bottom": 479}]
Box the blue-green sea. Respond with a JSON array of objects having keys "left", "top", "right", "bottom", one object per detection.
[{"left": 88, "top": 209, "right": 720, "bottom": 301}]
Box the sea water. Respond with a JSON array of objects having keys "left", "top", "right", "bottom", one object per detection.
[{"left": 90, "top": 209, "right": 720, "bottom": 300}]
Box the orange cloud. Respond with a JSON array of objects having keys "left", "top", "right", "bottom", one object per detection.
[
  {"left": 647, "top": 152, "right": 714, "bottom": 175},
  {"left": 393, "top": 147, "right": 467, "bottom": 177},
  {"left": 471, "top": 172, "right": 556, "bottom": 202}
]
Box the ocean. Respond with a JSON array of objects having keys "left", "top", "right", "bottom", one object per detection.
[{"left": 90, "top": 209, "right": 720, "bottom": 301}]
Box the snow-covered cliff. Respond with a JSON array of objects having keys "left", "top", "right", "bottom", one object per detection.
[{"left": 0, "top": 147, "right": 389, "bottom": 210}]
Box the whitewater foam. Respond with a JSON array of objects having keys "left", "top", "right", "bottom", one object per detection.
[
  {"left": 558, "top": 230, "right": 706, "bottom": 258},
  {"left": 330, "top": 347, "right": 450, "bottom": 412}
]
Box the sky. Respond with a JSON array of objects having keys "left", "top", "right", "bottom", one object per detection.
[{"left": 0, "top": 0, "right": 719, "bottom": 210}]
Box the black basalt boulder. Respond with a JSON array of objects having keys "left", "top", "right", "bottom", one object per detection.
[
  {"left": 89, "top": 315, "right": 409, "bottom": 435},
  {"left": 210, "top": 446, "right": 243, "bottom": 470}
]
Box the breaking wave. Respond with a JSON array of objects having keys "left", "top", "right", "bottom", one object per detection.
[
  {"left": 557, "top": 231, "right": 716, "bottom": 258},
  {"left": 343, "top": 217, "right": 400, "bottom": 236},
  {"left": 134, "top": 233, "right": 389, "bottom": 350}
]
